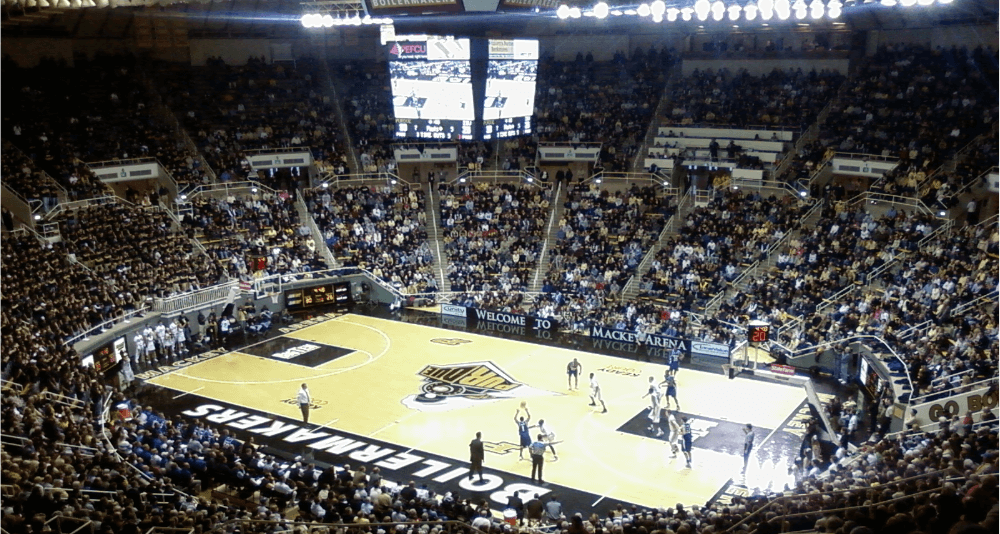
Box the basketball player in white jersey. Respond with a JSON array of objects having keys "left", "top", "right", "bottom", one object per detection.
[
  {"left": 642, "top": 376, "right": 662, "bottom": 434},
  {"left": 588, "top": 373, "right": 607, "bottom": 413},
  {"left": 536, "top": 419, "right": 558, "bottom": 460},
  {"left": 666, "top": 410, "right": 683, "bottom": 457}
]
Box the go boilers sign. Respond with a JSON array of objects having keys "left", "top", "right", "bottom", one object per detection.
[{"left": 922, "top": 387, "right": 998, "bottom": 422}]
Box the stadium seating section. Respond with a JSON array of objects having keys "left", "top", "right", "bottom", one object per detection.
[{"left": 1, "top": 43, "right": 997, "bottom": 534}]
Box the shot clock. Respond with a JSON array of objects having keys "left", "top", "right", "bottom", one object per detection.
[{"left": 748, "top": 321, "right": 770, "bottom": 343}]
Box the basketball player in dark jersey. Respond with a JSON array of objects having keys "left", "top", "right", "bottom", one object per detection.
[{"left": 514, "top": 407, "right": 532, "bottom": 460}]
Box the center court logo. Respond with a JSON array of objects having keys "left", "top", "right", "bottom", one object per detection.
[{"left": 402, "top": 361, "right": 553, "bottom": 413}]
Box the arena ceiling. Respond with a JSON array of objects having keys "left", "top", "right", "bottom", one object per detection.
[{"left": 1, "top": 0, "right": 997, "bottom": 39}]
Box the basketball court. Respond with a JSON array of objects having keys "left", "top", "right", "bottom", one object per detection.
[{"left": 145, "top": 313, "right": 808, "bottom": 511}]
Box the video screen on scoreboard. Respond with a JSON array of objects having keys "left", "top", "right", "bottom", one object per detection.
[
  {"left": 387, "top": 35, "right": 473, "bottom": 140},
  {"left": 482, "top": 39, "right": 538, "bottom": 141}
]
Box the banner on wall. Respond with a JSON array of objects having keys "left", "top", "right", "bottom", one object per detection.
[
  {"left": 589, "top": 325, "right": 689, "bottom": 356},
  {"left": 441, "top": 304, "right": 559, "bottom": 339},
  {"left": 690, "top": 340, "right": 730, "bottom": 360},
  {"left": 363, "top": 0, "right": 465, "bottom": 14}
]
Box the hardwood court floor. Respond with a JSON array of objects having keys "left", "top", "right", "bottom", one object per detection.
[{"left": 149, "top": 314, "right": 805, "bottom": 509}]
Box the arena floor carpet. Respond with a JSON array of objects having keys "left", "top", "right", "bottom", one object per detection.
[{"left": 142, "top": 313, "right": 814, "bottom": 512}]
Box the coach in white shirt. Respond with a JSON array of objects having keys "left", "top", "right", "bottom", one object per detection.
[{"left": 297, "top": 383, "right": 311, "bottom": 424}]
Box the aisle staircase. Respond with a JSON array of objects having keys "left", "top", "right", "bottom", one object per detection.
[
  {"left": 619, "top": 188, "right": 693, "bottom": 301},
  {"left": 294, "top": 196, "right": 338, "bottom": 268},
  {"left": 529, "top": 181, "right": 567, "bottom": 292},
  {"left": 316, "top": 60, "right": 360, "bottom": 176},
  {"left": 425, "top": 183, "right": 451, "bottom": 292},
  {"left": 631, "top": 62, "right": 681, "bottom": 173},
  {"left": 701, "top": 199, "right": 824, "bottom": 316}
]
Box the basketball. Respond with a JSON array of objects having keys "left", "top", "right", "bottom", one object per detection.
[{"left": 520, "top": 401, "right": 527, "bottom": 409}]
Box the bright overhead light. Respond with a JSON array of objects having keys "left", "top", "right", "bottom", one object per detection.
[
  {"left": 792, "top": 0, "right": 807, "bottom": 17},
  {"left": 900, "top": 0, "right": 916, "bottom": 5},
  {"left": 880, "top": 0, "right": 896, "bottom": 5},
  {"left": 638, "top": 3, "right": 651, "bottom": 16},
  {"left": 666, "top": 7, "right": 679, "bottom": 20},
  {"left": 827, "top": 0, "right": 842, "bottom": 17},
  {"left": 569, "top": 6, "right": 582, "bottom": 17},
  {"left": 322, "top": 14, "right": 335, "bottom": 27},
  {"left": 775, "top": 0, "right": 791, "bottom": 19},
  {"left": 938, "top": 0, "right": 953, "bottom": 3},
  {"left": 809, "top": 0, "right": 824, "bottom": 17},
  {"left": 594, "top": 1, "right": 610, "bottom": 18},
  {"left": 916, "top": 0, "right": 933, "bottom": 4},
  {"left": 711, "top": 0, "right": 725, "bottom": 20},
  {"left": 744, "top": 3, "right": 758, "bottom": 19},
  {"left": 758, "top": 0, "right": 774, "bottom": 19},
  {"left": 728, "top": 4, "right": 741, "bottom": 20},
  {"left": 694, "top": 0, "right": 710, "bottom": 20},
  {"left": 681, "top": 7, "right": 694, "bottom": 19},
  {"left": 651, "top": 0, "right": 666, "bottom": 16},
  {"left": 611, "top": 9, "right": 624, "bottom": 15},
  {"left": 557, "top": 4, "right": 570, "bottom": 18}
]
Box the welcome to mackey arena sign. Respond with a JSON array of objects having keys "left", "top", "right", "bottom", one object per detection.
[
  {"left": 442, "top": 305, "right": 560, "bottom": 339},
  {"left": 589, "top": 325, "right": 690, "bottom": 356},
  {"left": 161, "top": 396, "right": 610, "bottom": 512}
]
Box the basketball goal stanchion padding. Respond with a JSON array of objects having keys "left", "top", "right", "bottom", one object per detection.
[
  {"left": 726, "top": 340, "right": 748, "bottom": 379},
  {"left": 727, "top": 321, "right": 770, "bottom": 379}
]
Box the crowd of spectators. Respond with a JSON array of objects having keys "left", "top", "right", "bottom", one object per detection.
[
  {"left": 534, "top": 51, "right": 669, "bottom": 172},
  {"left": 335, "top": 62, "right": 398, "bottom": 174},
  {"left": 155, "top": 56, "right": 348, "bottom": 187},
  {"left": 638, "top": 190, "right": 805, "bottom": 310},
  {"left": 3, "top": 44, "right": 1000, "bottom": 534},
  {"left": 533, "top": 183, "right": 670, "bottom": 333},
  {"left": 941, "top": 132, "right": 999, "bottom": 204},
  {"left": 769, "top": 219, "right": 999, "bottom": 399},
  {"left": 818, "top": 45, "right": 998, "bottom": 192},
  {"left": 1, "top": 359, "right": 996, "bottom": 534},
  {"left": 54, "top": 202, "right": 226, "bottom": 299},
  {"left": 664, "top": 68, "right": 845, "bottom": 130},
  {"left": 1, "top": 143, "right": 63, "bottom": 212},
  {"left": 3, "top": 54, "right": 207, "bottom": 188},
  {"left": 439, "top": 183, "right": 551, "bottom": 293},
  {"left": 714, "top": 203, "right": 940, "bottom": 331},
  {"left": 1, "top": 232, "right": 145, "bottom": 345},
  {"left": 184, "top": 190, "right": 326, "bottom": 281},
  {"left": 306, "top": 185, "right": 437, "bottom": 294}
]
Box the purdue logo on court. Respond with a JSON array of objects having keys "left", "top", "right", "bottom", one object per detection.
[{"left": 402, "top": 361, "right": 527, "bottom": 412}]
